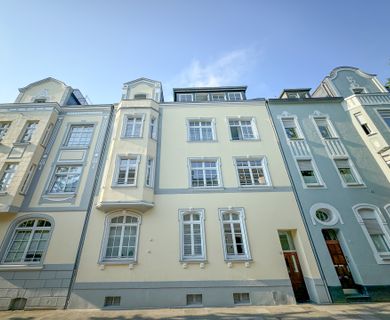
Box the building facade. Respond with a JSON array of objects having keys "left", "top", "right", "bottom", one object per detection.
[{"left": 0, "top": 67, "right": 389, "bottom": 310}]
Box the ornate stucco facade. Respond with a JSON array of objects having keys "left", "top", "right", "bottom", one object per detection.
[{"left": 0, "top": 67, "right": 389, "bottom": 310}]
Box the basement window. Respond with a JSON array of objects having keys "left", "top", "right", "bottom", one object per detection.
[
  {"left": 104, "top": 296, "right": 121, "bottom": 307},
  {"left": 233, "top": 292, "right": 250, "bottom": 304},
  {"left": 186, "top": 294, "right": 202, "bottom": 306}
]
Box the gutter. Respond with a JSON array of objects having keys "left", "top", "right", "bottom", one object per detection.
[{"left": 64, "top": 104, "right": 115, "bottom": 309}]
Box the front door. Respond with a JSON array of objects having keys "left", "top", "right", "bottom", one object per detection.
[
  {"left": 279, "top": 231, "right": 310, "bottom": 303},
  {"left": 322, "top": 229, "right": 357, "bottom": 290}
]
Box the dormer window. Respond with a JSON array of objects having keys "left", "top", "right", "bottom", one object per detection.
[
  {"left": 195, "top": 93, "right": 209, "bottom": 102},
  {"left": 211, "top": 93, "right": 225, "bottom": 101},
  {"left": 177, "top": 94, "right": 193, "bottom": 102},
  {"left": 134, "top": 94, "right": 147, "bottom": 100},
  {"left": 287, "top": 93, "right": 300, "bottom": 99},
  {"left": 227, "top": 92, "right": 243, "bottom": 101},
  {"left": 352, "top": 88, "right": 365, "bottom": 94},
  {"left": 34, "top": 98, "right": 47, "bottom": 103}
]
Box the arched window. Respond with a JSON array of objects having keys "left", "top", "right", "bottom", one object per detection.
[
  {"left": 3, "top": 218, "right": 52, "bottom": 263},
  {"left": 103, "top": 214, "right": 140, "bottom": 261},
  {"left": 219, "top": 208, "right": 251, "bottom": 261},
  {"left": 354, "top": 205, "right": 390, "bottom": 263}
]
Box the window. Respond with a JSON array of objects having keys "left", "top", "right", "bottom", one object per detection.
[
  {"left": 116, "top": 156, "right": 139, "bottom": 186},
  {"left": 334, "top": 159, "right": 360, "bottom": 185},
  {"left": 145, "top": 157, "right": 154, "bottom": 187},
  {"left": 49, "top": 166, "right": 82, "bottom": 193},
  {"left": 188, "top": 120, "right": 215, "bottom": 141},
  {"left": 134, "top": 93, "right": 147, "bottom": 100},
  {"left": 355, "top": 113, "right": 372, "bottom": 135},
  {"left": 179, "top": 209, "right": 206, "bottom": 261},
  {"left": 235, "top": 158, "right": 269, "bottom": 186},
  {"left": 278, "top": 231, "right": 296, "bottom": 251},
  {"left": 297, "top": 159, "right": 320, "bottom": 185},
  {"left": 190, "top": 159, "right": 221, "bottom": 188},
  {"left": 20, "top": 121, "right": 38, "bottom": 143},
  {"left": 219, "top": 209, "right": 250, "bottom": 260},
  {"left": 3, "top": 218, "right": 51, "bottom": 264},
  {"left": 149, "top": 117, "right": 158, "bottom": 140},
  {"left": 195, "top": 93, "right": 208, "bottom": 102},
  {"left": 186, "top": 294, "right": 202, "bottom": 306},
  {"left": 314, "top": 118, "right": 335, "bottom": 139},
  {"left": 282, "top": 118, "right": 300, "bottom": 140},
  {"left": 20, "top": 164, "right": 36, "bottom": 194},
  {"left": 211, "top": 93, "right": 225, "bottom": 101},
  {"left": 41, "top": 123, "right": 53, "bottom": 147},
  {"left": 229, "top": 119, "right": 257, "bottom": 140},
  {"left": 287, "top": 92, "right": 300, "bottom": 99},
  {"left": 103, "top": 215, "right": 140, "bottom": 261},
  {"left": 356, "top": 208, "right": 390, "bottom": 257},
  {"left": 104, "top": 296, "right": 121, "bottom": 307},
  {"left": 33, "top": 98, "right": 47, "bottom": 103},
  {"left": 177, "top": 93, "right": 193, "bottom": 102},
  {"left": 233, "top": 293, "right": 250, "bottom": 304},
  {"left": 65, "top": 124, "right": 94, "bottom": 147},
  {"left": 0, "top": 122, "right": 11, "bottom": 141},
  {"left": 378, "top": 110, "right": 390, "bottom": 128},
  {"left": 123, "top": 116, "right": 143, "bottom": 138},
  {"left": 352, "top": 88, "right": 365, "bottom": 94},
  {"left": 227, "top": 92, "right": 242, "bottom": 101},
  {"left": 0, "top": 163, "right": 18, "bottom": 192}
]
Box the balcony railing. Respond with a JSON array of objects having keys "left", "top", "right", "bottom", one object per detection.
[
  {"left": 288, "top": 139, "right": 311, "bottom": 157},
  {"left": 323, "top": 138, "right": 348, "bottom": 157},
  {"left": 349, "top": 93, "right": 390, "bottom": 106}
]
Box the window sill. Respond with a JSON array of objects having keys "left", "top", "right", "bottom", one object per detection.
[
  {"left": 304, "top": 183, "right": 325, "bottom": 188},
  {"left": 238, "top": 185, "right": 272, "bottom": 189},
  {"left": 180, "top": 259, "right": 207, "bottom": 263},
  {"left": 111, "top": 184, "right": 137, "bottom": 188},
  {"left": 13, "top": 142, "right": 30, "bottom": 146},
  {"left": 225, "top": 257, "right": 252, "bottom": 262},
  {"left": 189, "top": 187, "right": 224, "bottom": 191},
  {"left": 379, "top": 253, "right": 390, "bottom": 260},
  {"left": 121, "top": 136, "right": 143, "bottom": 139},
  {"left": 60, "top": 145, "right": 90, "bottom": 150},
  {"left": 187, "top": 140, "right": 217, "bottom": 143},
  {"left": 43, "top": 193, "right": 77, "bottom": 201},
  {"left": 367, "top": 132, "right": 377, "bottom": 137},
  {"left": 0, "top": 264, "right": 43, "bottom": 271},
  {"left": 343, "top": 183, "right": 366, "bottom": 188},
  {"left": 99, "top": 260, "right": 137, "bottom": 266},
  {"left": 0, "top": 191, "right": 8, "bottom": 196},
  {"left": 230, "top": 139, "right": 259, "bottom": 142}
]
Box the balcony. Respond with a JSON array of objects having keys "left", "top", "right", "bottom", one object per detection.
[
  {"left": 323, "top": 138, "right": 348, "bottom": 157},
  {"left": 346, "top": 93, "right": 390, "bottom": 107},
  {"left": 288, "top": 139, "right": 311, "bottom": 157}
]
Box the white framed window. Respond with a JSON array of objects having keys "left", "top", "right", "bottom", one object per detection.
[
  {"left": 334, "top": 158, "right": 362, "bottom": 186},
  {"left": 187, "top": 119, "right": 215, "bottom": 142},
  {"left": 189, "top": 159, "right": 221, "bottom": 188},
  {"left": 102, "top": 213, "right": 140, "bottom": 262},
  {"left": 123, "top": 115, "right": 144, "bottom": 138},
  {"left": 211, "top": 92, "right": 226, "bottom": 101},
  {"left": 134, "top": 93, "right": 147, "bottom": 100},
  {"left": 20, "top": 164, "right": 36, "bottom": 195},
  {"left": 49, "top": 165, "right": 82, "bottom": 193},
  {"left": 149, "top": 116, "right": 158, "bottom": 140},
  {"left": 177, "top": 93, "right": 193, "bottom": 102},
  {"left": 0, "top": 122, "right": 11, "bottom": 141},
  {"left": 179, "top": 209, "right": 206, "bottom": 261},
  {"left": 65, "top": 124, "right": 94, "bottom": 147},
  {"left": 309, "top": 203, "right": 343, "bottom": 226},
  {"left": 145, "top": 157, "right": 154, "bottom": 187},
  {"left": 296, "top": 159, "right": 321, "bottom": 186},
  {"left": 219, "top": 208, "right": 251, "bottom": 261},
  {"left": 378, "top": 110, "right": 390, "bottom": 128},
  {"left": 115, "top": 156, "right": 140, "bottom": 186},
  {"left": 20, "top": 121, "right": 38, "bottom": 143},
  {"left": 3, "top": 218, "right": 52, "bottom": 264},
  {"left": 233, "top": 293, "right": 250, "bottom": 304},
  {"left": 0, "top": 163, "right": 18, "bottom": 192},
  {"left": 235, "top": 157, "right": 270, "bottom": 187},
  {"left": 228, "top": 118, "right": 258, "bottom": 141},
  {"left": 227, "top": 92, "right": 243, "bottom": 101},
  {"left": 281, "top": 118, "right": 302, "bottom": 140},
  {"left": 355, "top": 113, "right": 372, "bottom": 135},
  {"left": 354, "top": 205, "right": 390, "bottom": 263},
  {"left": 195, "top": 93, "right": 209, "bottom": 102},
  {"left": 313, "top": 117, "right": 336, "bottom": 139}
]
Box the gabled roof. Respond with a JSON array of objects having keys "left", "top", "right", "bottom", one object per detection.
[
  {"left": 326, "top": 66, "right": 377, "bottom": 80},
  {"left": 123, "top": 77, "right": 162, "bottom": 86},
  {"left": 173, "top": 86, "right": 247, "bottom": 93},
  {"left": 18, "top": 77, "right": 69, "bottom": 93}
]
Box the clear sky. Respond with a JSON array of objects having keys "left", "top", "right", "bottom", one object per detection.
[{"left": 0, "top": 0, "right": 389, "bottom": 103}]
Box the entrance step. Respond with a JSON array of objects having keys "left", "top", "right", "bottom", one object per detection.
[
  {"left": 345, "top": 293, "right": 371, "bottom": 303},
  {"left": 343, "top": 289, "right": 359, "bottom": 295}
]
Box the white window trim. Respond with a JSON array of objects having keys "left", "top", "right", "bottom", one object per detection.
[
  {"left": 177, "top": 93, "right": 193, "bottom": 102},
  {"left": 233, "top": 156, "right": 272, "bottom": 188},
  {"left": 99, "top": 211, "right": 142, "bottom": 264},
  {"left": 374, "top": 108, "right": 390, "bottom": 132},
  {"left": 19, "top": 164, "right": 37, "bottom": 195},
  {"left": 149, "top": 116, "right": 158, "bottom": 140},
  {"left": 64, "top": 124, "right": 95, "bottom": 147},
  {"left": 218, "top": 208, "right": 251, "bottom": 261},
  {"left": 227, "top": 92, "right": 243, "bottom": 101},
  {"left": 331, "top": 157, "right": 365, "bottom": 188},
  {"left": 385, "top": 204, "right": 390, "bottom": 220},
  {"left": 0, "top": 122, "right": 11, "bottom": 142},
  {"left": 186, "top": 118, "right": 217, "bottom": 142},
  {"left": 0, "top": 163, "right": 18, "bottom": 192},
  {"left": 210, "top": 92, "right": 227, "bottom": 102},
  {"left": 40, "top": 123, "right": 53, "bottom": 147},
  {"left": 178, "top": 208, "right": 206, "bottom": 262},
  {"left": 353, "top": 204, "right": 390, "bottom": 264},
  {"left": 309, "top": 203, "right": 344, "bottom": 226},
  {"left": 113, "top": 154, "right": 141, "bottom": 187},
  {"left": 187, "top": 157, "right": 223, "bottom": 189},
  {"left": 18, "top": 121, "right": 39, "bottom": 144},
  {"left": 311, "top": 115, "right": 339, "bottom": 140},
  {"left": 145, "top": 157, "right": 155, "bottom": 188},
  {"left": 227, "top": 117, "right": 260, "bottom": 141},
  {"left": 121, "top": 114, "right": 145, "bottom": 139},
  {"left": 47, "top": 165, "right": 83, "bottom": 194},
  {"left": 294, "top": 157, "right": 325, "bottom": 189},
  {"left": 279, "top": 115, "right": 305, "bottom": 141}
]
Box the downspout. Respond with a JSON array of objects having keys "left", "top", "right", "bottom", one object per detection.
[
  {"left": 64, "top": 105, "right": 115, "bottom": 309},
  {"left": 264, "top": 100, "right": 332, "bottom": 303}
]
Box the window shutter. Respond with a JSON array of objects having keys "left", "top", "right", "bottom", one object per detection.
[
  {"left": 335, "top": 159, "right": 350, "bottom": 169},
  {"left": 314, "top": 118, "right": 328, "bottom": 127},
  {"left": 355, "top": 113, "right": 367, "bottom": 125},
  {"left": 297, "top": 160, "right": 313, "bottom": 171},
  {"left": 282, "top": 118, "right": 296, "bottom": 128},
  {"left": 363, "top": 218, "right": 383, "bottom": 235}
]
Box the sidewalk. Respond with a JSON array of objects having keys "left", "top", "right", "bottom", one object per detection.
[{"left": 1, "top": 303, "right": 390, "bottom": 320}]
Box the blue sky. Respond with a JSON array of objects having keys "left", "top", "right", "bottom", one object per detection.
[{"left": 0, "top": 0, "right": 389, "bottom": 103}]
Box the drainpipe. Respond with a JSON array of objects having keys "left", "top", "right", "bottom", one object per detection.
[
  {"left": 264, "top": 100, "right": 332, "bottom": 303},
  {"left": 64, "top": 105, "right": 115, "bottom": 309}
]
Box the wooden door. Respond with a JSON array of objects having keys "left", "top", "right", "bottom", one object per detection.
[
  {"left": 283, "top": 251, "right": 310, "bottom": 302},
  {"left": 322, "top": 229, "right": 356, "bottom": 289}
]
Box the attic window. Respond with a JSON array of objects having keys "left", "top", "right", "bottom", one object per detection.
[
  {"left": 287, "top": 93, "right": 300, "bottom": 99},
  {"left": 134, "top": 94, "right": 147, "bottom": 100},
  {"left": 34, "top": 98, "right": 47, "bottom": 103},
  {"left": 352, "top": 88, "right": 365, "bottom": 94}
]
